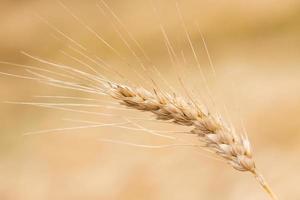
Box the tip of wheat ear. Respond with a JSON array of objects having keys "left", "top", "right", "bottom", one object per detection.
[{"left": 103, "top": 82, "right": 277, "bottom": 199}]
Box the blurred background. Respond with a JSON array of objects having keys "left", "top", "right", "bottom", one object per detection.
[{"left": 0, "top": 0, "right": 300, "bottom": 199}]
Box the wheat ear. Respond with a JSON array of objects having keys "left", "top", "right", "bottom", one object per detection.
[{"left": 103, "top": 82, "right": 277, "bottom": 200}]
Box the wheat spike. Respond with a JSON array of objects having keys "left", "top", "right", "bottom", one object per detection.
[
  {"left": 103, "top": 81, "right": 278, "bottom": 200},
  {"left": 0, "top": 47, "right": 278, "bottom": 198}
]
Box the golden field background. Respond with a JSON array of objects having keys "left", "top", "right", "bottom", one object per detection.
[{"left": 1, "top": 0, "right": 300, "bottom": 199}]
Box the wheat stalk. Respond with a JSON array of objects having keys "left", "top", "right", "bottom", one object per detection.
[{"left": 103, "top": 81, "right": 278, "bottom": 200}]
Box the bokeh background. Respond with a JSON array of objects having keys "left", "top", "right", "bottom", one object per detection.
[{"left": 1, "top": 0, "right": 300, "bottom": 199}]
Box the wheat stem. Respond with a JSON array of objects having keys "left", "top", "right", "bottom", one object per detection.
[{"left": 253, "top": 171, "right": 278, "bottom": 200}]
